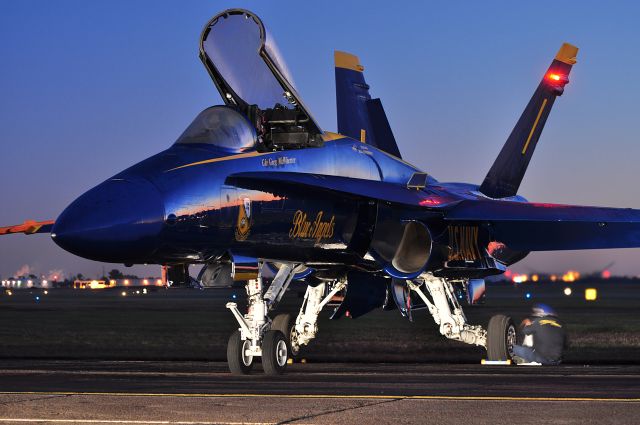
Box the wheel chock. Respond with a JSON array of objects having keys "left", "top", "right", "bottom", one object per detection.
[{"left": 481, "top": 359, "right": 512, "bottom": 365}]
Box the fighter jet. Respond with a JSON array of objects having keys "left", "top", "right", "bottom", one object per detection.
[{"left": 3, "top": 9, "right": 639, "bottom": 374}]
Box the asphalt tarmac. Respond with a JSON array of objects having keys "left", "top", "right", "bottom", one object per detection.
[{"left": 1, "top": 360, "right": 639, "bottom": 424}]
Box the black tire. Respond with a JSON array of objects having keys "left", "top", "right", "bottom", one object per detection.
[
  {"left": 261, "top": 330, "right": 288, "bottom": 375},
  {"left": 227, "top": 330, "right": 253, "bottom": 375},
  {"left": 271, "top": 314, "right": 291, "bottom": 337},
  {"left": 487, "top": 314, "right": 517, "bottom": 361},
  {"left": 271, "top": 314, "right": 300, "bottom": 358}
]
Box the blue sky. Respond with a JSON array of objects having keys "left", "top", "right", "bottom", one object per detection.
[{"left": 2, "top": 0, "right": 640, "bottom": 278}]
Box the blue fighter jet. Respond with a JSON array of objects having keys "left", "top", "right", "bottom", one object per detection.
[{"left": 2, "top": 9, "right": 639, "bottom": 374}]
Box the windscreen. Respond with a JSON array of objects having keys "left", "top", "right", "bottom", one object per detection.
[
  {"left": 202, "top": 12, "right": 295, "bottom": 110},
  {"left": 175, "top": 106, "right": 256, "bottom": 152}
]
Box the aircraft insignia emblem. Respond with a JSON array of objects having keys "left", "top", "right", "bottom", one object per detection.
[{"left": 235, "top": 197, "right": 252, "bottom": 241}]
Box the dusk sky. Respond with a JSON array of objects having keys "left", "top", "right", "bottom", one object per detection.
[{"left": 2, "top": 1, "right": 640, "bottom": 279}]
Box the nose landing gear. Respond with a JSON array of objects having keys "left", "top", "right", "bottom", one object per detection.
[{"left": 225, "top": 262, "right": 298, "bottom": 375}]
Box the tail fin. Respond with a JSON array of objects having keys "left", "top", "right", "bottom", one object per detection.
[
  {"left": 334, "top": 51, "right": 402, "bottom": 158},
  {"left": 479, "top": 43, "right": 578, "bottom": 199}
]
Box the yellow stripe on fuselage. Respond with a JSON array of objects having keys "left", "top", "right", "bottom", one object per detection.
[
  {"left": 166, "top": 134, "right": 350, "bottom": 172},
  {"left": 166, "top": 151, "right": 269, "bottom": 172}
]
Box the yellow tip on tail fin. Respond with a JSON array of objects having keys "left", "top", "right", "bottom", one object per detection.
[
  {"left": 334, "top": 51, "right": 364, "bottom": 72},
  {"left": 555, "top": 43, "right": 579, "bottom": 65}
]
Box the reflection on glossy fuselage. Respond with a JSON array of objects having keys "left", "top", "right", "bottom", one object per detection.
[{"left": 51, "top": 138, "right": 427, "bottom": 266}]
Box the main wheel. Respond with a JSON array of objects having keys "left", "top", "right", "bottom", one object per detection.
[
  {"left": 227, "top": 330, "right": 254, "bottom": 375},
  {"left": 487, "top": 314, "right": 517, "bottom": 361},
  {"left": 271, "top": 313, "right": 300, "bottom": 358},
  {"left": 261, "top": 330, "right": 288, "bottom": 375}
]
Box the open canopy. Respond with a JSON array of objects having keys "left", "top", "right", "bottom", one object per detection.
[{"left": 199, "top": 9, "right": 321, "bottom": 134}]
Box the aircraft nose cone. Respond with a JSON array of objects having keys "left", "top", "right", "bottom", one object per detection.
[{"left": 52, "top": 178, "right": 164, "bottom": 263}]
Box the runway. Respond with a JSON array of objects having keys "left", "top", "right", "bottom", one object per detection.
[{"left": 1, "top": 360, "right": 639, "bottom": 424}]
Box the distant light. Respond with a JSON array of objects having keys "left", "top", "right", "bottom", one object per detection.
[
  {"left": 121, "top": 291, "right": 127, "bottom": 297},
  {"left": 156, "top": 279, "right": 162, "bottom": 286},
  {"left": 43, "top": 290, "right": 49, "bottom": 295},
  {"left": 35, "top": 296, "right": 40, "bottom": 302},
  {"left": 124, "top": 280, "right": 130, "bottom": 286},
  {"left": 564, "top": 287, "right": 572, "bottom": 296},
  {"left": 562, "top": 270, "right": 580, "bottom": 282},
  {"left": 585, "top": 288, "right": 598, "bottom": 301},
  {"left": 602, "top": 270, "right": 611, "bottom": 279},
  {"left": 531, "top": 274, "right": 539, "bottom": 282},
  {"left": 143, "top": 279, "right": 149, "bottom": 285},
  {"left": 513, "top": 274, "right": 529, "bottom": 284},
  {"left": 6, "top": 290, "right": 12, "bottom": 296},
  {"left": 525, "top": 292, "right": 532, "bottom": 299},
  {"left": 136, "top": 290, "right": 140, "bottom": 294},
  {"left": 550, "top": 275, "right": 558, "bottom": 282},
  {"left": 232, "top": 294, "right": 237, "bottom": 299}
]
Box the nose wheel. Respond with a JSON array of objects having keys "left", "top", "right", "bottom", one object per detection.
[
  {"left": 225, "top": 262, "right": 300, "bottom": 375},
  {"left": 261, "top": 330, "right": 288, "bottom": 375},
  {"left": 227, "top": 330, "right": 254, "bottom": 375}
]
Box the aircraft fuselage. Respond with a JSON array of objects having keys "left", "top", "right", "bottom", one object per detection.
[{"left": 51, "top": 135, "right": 515, "bottom": 277}]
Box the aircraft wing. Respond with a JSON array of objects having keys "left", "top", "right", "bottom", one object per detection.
[
  {"left": 0, "top": 220, "right": 55, "bottom": 236},
  {"left": 228, "top": 173, "right": 640, "bottom": 252},
  {"left": 225, "top": 172, "right": 457, "bottom": 208},
  {"left": 445, "top": 200, "right": 640, "bottom": 251}
]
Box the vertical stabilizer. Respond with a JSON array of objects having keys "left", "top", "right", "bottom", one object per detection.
[
  {"left": 479, "top": 43, "right": 578, "bottom": 198},
  {"left": 335, "top": 51, "right": 402, "bottom": 158}
]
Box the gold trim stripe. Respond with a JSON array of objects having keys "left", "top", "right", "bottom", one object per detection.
[
  {"left": 166, "top": 151, "right": 267, "bottom": 172},
  {"left": 1, "top": 391, "right": 639, "bottom": 402},
  {"left": 167, "top": 133, "right": 349, "bottom": 172},
  {"left": 522, "top": 98, "right": 548, "bottom": 155}
]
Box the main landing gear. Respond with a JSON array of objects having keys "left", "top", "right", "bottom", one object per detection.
[
  {"left": 407, "top": 273, "right": 515, "bottom": 362},
  {"left": 225, "top": 262, "right": 344, "bottom": 375}
]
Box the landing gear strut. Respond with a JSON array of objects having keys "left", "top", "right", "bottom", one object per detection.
[
  {"left": 408, "top": 273, "right": 516, "bottom": 362},
  {"left": 225, "top": 262, "right": 299, "bottom": 375},
  {"left": 408, "top": 273, "right": 487, "bottom": 347},
  {"left": 290, "top": 280, "right": 346, "bottom": 356}
]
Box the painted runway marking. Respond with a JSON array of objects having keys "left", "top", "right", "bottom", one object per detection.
[
  {"left": 0, "top": 420, "right": 277, "bottom": 425},
  {"left": 2, "top": 391, "right": 640, "bottom": 403}
]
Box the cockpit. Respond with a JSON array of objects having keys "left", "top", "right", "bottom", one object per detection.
[
  {"left": 174, "top": 106, "right": 257, "bottom": 152},
  {"left": 195, "top": 9, "right": 323, "bottom": 151}
]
